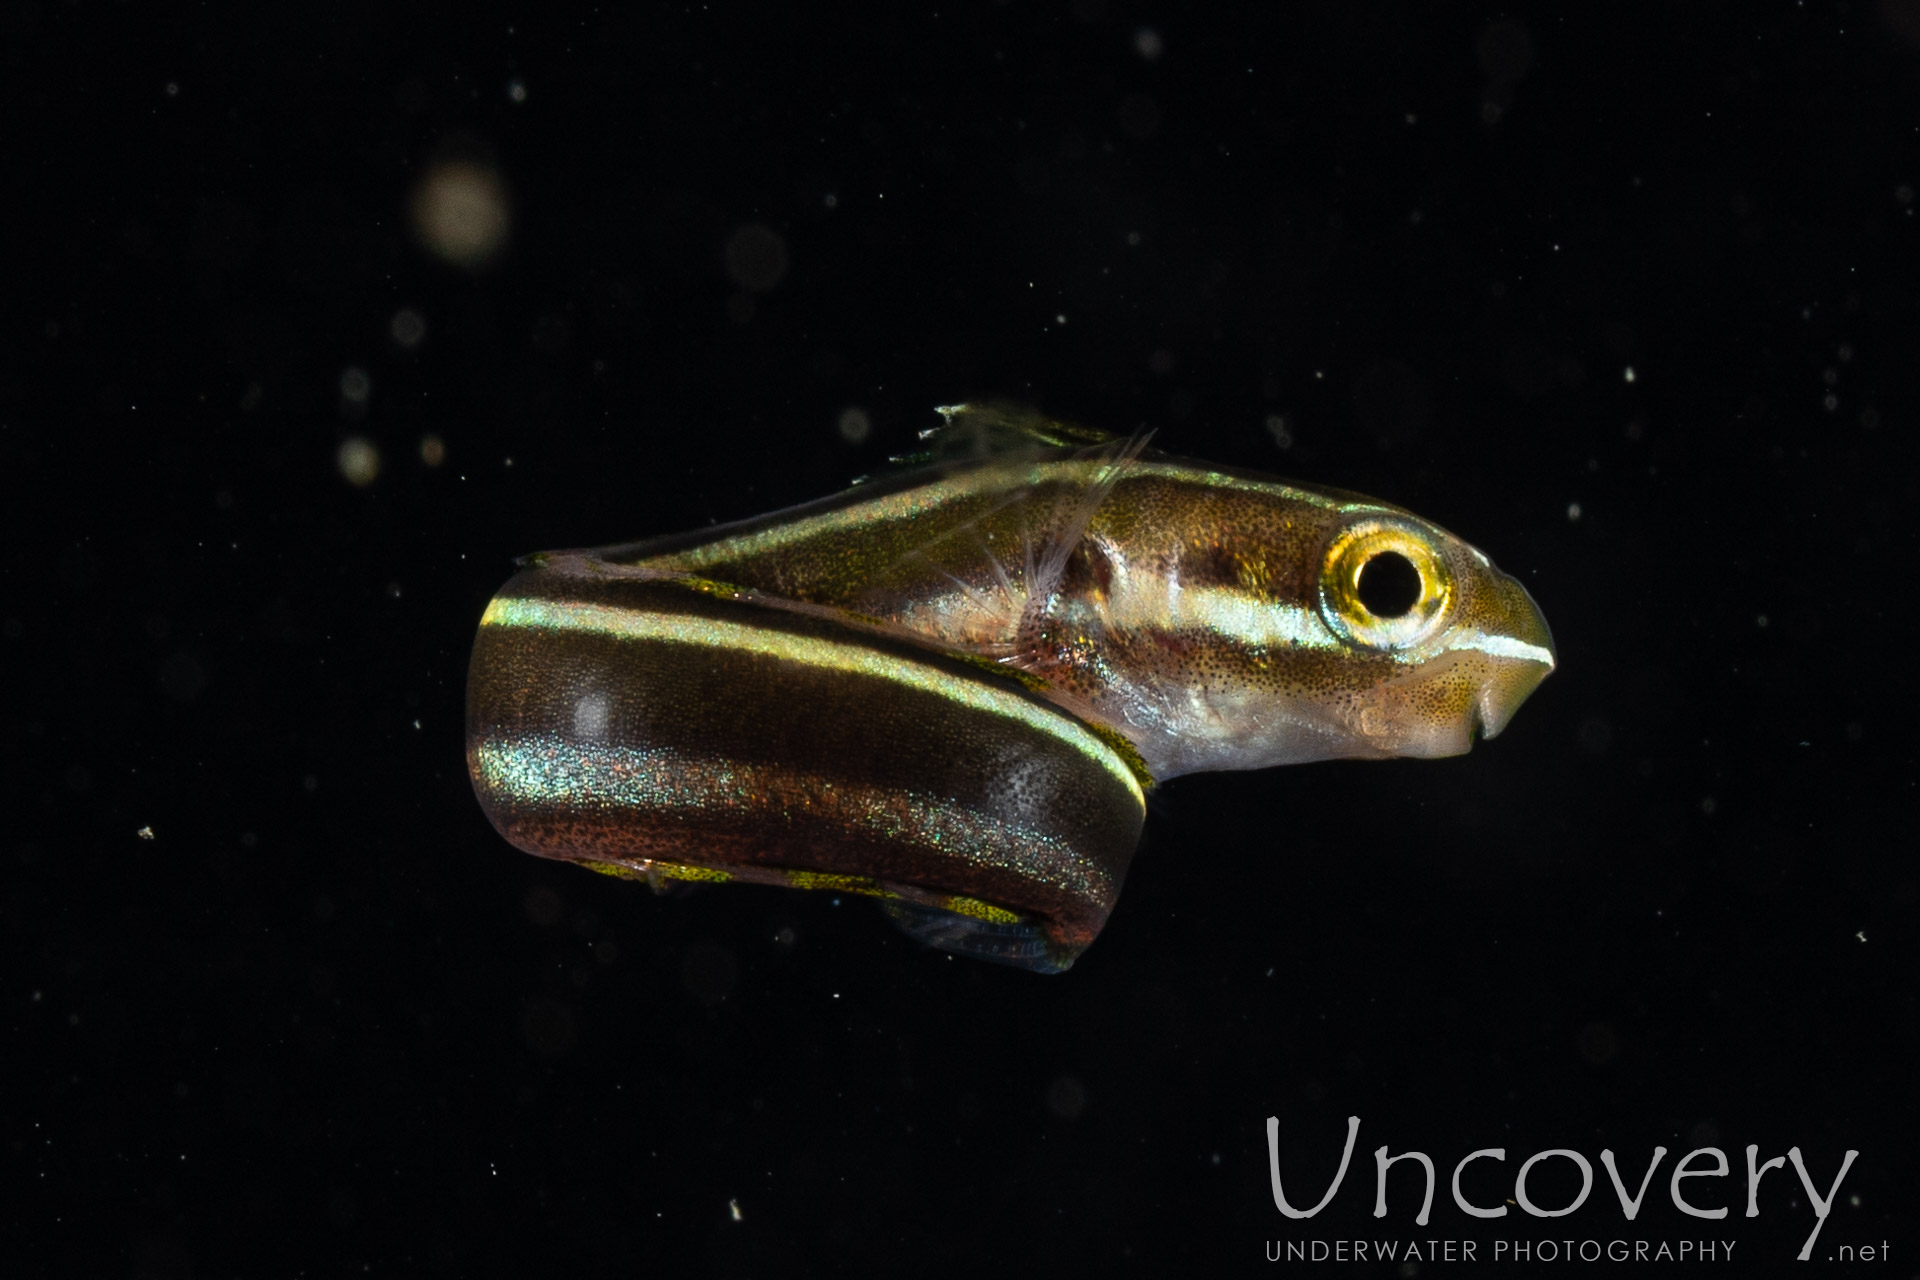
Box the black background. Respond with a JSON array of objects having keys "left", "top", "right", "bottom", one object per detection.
[{"left": 8, "top": 2, "right": 1917, "bottom": 1274}]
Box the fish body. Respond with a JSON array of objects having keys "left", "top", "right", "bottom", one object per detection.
[{"left": 467, "top": 405, "right": 1555, "bottom": 970}]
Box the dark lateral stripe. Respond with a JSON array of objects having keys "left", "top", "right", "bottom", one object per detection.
[{"left": 478, "top": 594, "right": 1144, "bottom": 806}]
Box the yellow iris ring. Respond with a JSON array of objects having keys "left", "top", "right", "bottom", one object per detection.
[{"left": 1318, "top": 516, "right": 1453, "bottom": 652}]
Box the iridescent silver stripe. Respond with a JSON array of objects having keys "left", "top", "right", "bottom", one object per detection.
[
  {"left": 468, "top": 735, "right": 1119, "bottom": 907},
  {"left": 1111, "top": 584, "right": 1340, "bottom": 651},
  {"left": 1429, "top": 628, "right": 1557, "bottom": 668}
]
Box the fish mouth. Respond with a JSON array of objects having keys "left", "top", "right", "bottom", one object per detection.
[{"left": 1385, "top": 568, "right": 1554, "bottom": 755}]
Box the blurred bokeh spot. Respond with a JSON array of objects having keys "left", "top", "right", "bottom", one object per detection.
[
  {"left": 1576, "top": 1021, "right": 1618, "bottom": 1065},
  {"left": 836, "top": 406, "right": 871, "bottom": 444},
  {"left": 1045, "top": 1074, "right": 1089, "bottom": 1119},
  {"left": 336, "top": 436, "right": 381, "bottom": 487},
  {"left": 410, "top": 157, "right": 511, "bottom": 268},
  {"left": 389, "top": 307, "right": 427, "bottom": 349},
  {"left": 723, "top": 223, "right": 789, "bottom": 292}
]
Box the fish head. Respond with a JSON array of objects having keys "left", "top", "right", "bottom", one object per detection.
[{"left": 1310, "top": 509, "right": 1556, "bottom": 759}]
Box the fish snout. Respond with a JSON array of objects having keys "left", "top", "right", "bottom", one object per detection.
[{"left": 1471, "top": 570, "right": 1556, "bottom": 739}]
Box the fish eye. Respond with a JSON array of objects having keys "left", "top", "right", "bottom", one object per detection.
[{"left": 1318, "top": 517, "right": 1452, "bottom": 651}]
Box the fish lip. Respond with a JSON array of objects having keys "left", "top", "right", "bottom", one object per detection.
[
  {"left": 1475, "top": 647, "right": 1554, "bottom": 743},
  {"left": 1474, "top": 682, "right": 1507, "bottom": 741}
]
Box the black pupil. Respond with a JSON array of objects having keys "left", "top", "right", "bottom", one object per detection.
[{"left": 1356, "top": 551, "right": 1422, "bottom": 618}]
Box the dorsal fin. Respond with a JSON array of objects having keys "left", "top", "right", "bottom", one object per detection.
[{"left": 889, "top": 401, "right": 1115, "bottom": 466}]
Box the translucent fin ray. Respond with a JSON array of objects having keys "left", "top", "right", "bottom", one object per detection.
[{"left": 878, "top": 899, "right": 1080, "bottom": 973}]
